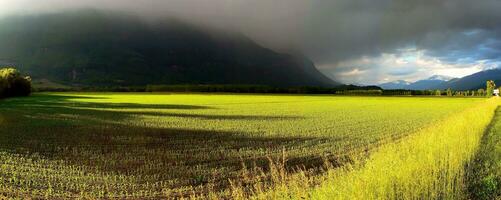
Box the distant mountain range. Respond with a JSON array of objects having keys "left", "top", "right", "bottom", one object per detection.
[
  {"left": 379, "top": 75, "right": 454, "bottom": 90},
  {"left": 378, "top": 80, "right": 411, "bottom": 90},
  {"left": 380, "top": 69, "right": 501, "bottom": 90},
  {"left": 0, "top": 10, "right": 338, "bottom": 87}
]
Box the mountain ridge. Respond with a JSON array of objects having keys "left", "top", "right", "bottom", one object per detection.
[
  {"left": 437, "top": 68, "right": 501, "bottom": 90},
  {"left": 379, "top": 75, "right": 454, "bottom": 90},
  {"left": 379, "top": 69, "right": 501, "bottom": 91},
  {"left": 0, "top": 10, "right": 338, "bottom": 87}
]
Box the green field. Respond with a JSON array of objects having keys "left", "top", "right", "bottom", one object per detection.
[{"left": 0, "top": 93, "right": 495, "bottom": 199}]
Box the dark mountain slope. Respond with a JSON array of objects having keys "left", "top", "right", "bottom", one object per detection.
[
  {"left": 0, "top": 10, "right": 337, "bottom": 87},
  {"left": 438, "top": 69, "right": 501, "bottom": 90}
]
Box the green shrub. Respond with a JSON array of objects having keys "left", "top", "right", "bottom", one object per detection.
[{"left": 0, "top": 67, "right": 32, "bottom": 98}]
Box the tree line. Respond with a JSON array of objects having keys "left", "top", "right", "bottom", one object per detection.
[
  {"left": 6, "top": 65, "right": 498, "bottom": 98},
  {"left": 0, "top": 67, "right": 32, "bottom": 98},
  {"left": 35, "top": 83, "right": 501, "bottom": 97},
  {"left": 145, "top": 83, "right": 500, "bottom": 97},
  {"left": 383, "top": 80, "right": 499, "bottom": 97},
  {"left": 145, "top": 84, "right": 382, "bottom": 94}
]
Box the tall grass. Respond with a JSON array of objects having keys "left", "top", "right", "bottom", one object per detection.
[
  {"left": 467, "top": 106, "right": 501, "bottom": 200},
  {"left": 253, "top": 98, "right": 499, "bottom": 199}
]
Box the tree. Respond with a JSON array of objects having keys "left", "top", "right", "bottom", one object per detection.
[
  {"left": 446, "top": 88, "right": 452, "bottom": 97},
  {"left": 486, "top": 80, "right": 496, "bottom": 97},
  {"left": 478, "top": 89, "right": 485, "bottom": 96},
  {"left": 0, "top": 67, "right": 32, "bottom": 98}
]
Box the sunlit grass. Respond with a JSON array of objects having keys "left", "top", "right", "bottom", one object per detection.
[
  {"left": 0, "top": 93, "right": 487, "bottom": 198},
  {"left": 253, "top": 98, "right": 499, "bottom": 200}
]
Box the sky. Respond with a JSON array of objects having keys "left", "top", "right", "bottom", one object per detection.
[{"left": 1, "top": 0, "right": 500, "bottom": 85}]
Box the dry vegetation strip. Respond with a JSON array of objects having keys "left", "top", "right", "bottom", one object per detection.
[
  {"left": 0, "top": 93, "right": 486, "bottom": 198},
  {"left": 467, "top": 106, "right": 501, "bottom": 200}
]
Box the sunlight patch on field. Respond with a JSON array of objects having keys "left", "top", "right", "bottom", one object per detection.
[{"left": 256, "top": 98, "right": 499, "bottom": 200}]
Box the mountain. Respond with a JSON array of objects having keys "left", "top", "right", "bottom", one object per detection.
[
  {"left": 438, "top": 69, "right": 501, "bottom": 90},
  {"left": 0, "top": 10, "right": 337, "bottom": 87},
  {"left": 379, "top": 70, "right": 501, "bottom": 91},
  {"left": 406, "top": 75, "right": 454, "bottom": 90},
  {"left": 378, "top": 80, "right": 411, "bottom": 89},
  {"left": 426, "top": 75, "right": 454, "bottom": 81},
  {"left": 379, "top": 75, "right": 454, "bottom": 90}
]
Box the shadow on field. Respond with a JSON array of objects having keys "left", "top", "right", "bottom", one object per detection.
[
  {"left": 0, "top": 94, "right": 211, "bottom": 110},
  {"left": 0, "top": 94, "right": 303, "bottom": 122},
  {"left": 0, "top": 94, "right": 332, "bottom": 190}
]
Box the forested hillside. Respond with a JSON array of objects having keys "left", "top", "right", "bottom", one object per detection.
[{"left": 0, "top": 10, "right": 337, "bottom": 87}]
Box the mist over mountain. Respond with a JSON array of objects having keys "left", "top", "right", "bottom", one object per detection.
[
  {"left": 378, "top": 80, "right": 411, "bottom": 90},
  {"left": 0, "top": 10, "right": 337, "bottom": 87}
]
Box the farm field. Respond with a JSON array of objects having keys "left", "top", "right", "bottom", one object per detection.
[{"left": 0, "top": 93, "right": 492, "bottom": 199}]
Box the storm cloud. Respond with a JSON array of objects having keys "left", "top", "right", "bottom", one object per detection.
[{"left": 1, "top": 0, "right": 500, "bottom": 84}]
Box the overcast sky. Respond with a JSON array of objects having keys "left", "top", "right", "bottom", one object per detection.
[{"left": 1, "top": 0, "right": 500, "bottom": 85}]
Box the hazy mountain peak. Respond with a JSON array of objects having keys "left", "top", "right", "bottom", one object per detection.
[
  {"left": 392, "top": 80, "right": 412, "bottom": 85},
  {"left": 379, "top": 76, "right": 453, "bottom": 90},
  {"left": 378, "top": 80, "right": 411, "bottom": 89},
  {"left": 427, "top": 75, "right": 455, "bottom": 81}
]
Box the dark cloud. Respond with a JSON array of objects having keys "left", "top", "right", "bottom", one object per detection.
[
  {"left": 302, "top": 0, "right": 501, "bottom": 64},
  {"left": 1, "top": 0, "right": 501, "bottom": 83}
]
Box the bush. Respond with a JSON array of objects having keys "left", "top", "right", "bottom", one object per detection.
[{"left": 0, "top": 67, "right": 32, "bottom": 98}]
